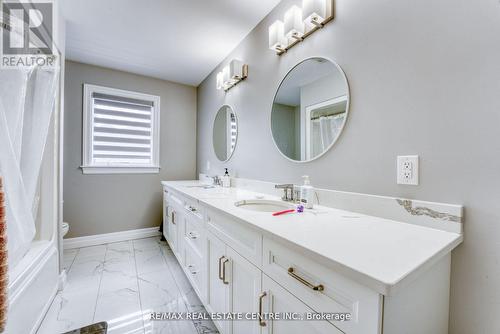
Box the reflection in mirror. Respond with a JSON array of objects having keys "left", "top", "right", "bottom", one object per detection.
[
  {"left": 213, "top": 105, "right": 238, "bottom": 162},
  {"left": 271, "top": 57, "right": 349, "bottom": 162}
]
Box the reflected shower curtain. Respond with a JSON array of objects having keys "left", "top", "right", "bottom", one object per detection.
[
  {"left": 311, "top": 114, "right": 346, "bottom": 157},
  {"left": 0, "top": 65, "right": 59, "bottom": 268}
]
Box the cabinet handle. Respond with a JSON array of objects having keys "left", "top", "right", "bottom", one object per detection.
[
  {"left": 287, "top": 267, "right": 324, "bottom": 291},
  {"left": 171, "top": 211, "right": 176, "bottom": 225},
  {"left": 188, "top": 232, "right": 198, "bottom": 239},
  {"left": 258, "top": 292, "right": 267, "bottom": 327},
  {"left": 188, "top": 206, "right": 197, "bottom": 212},
  {"left": 221, "top": 258, "right": 229, "bottom": 284},
  {"left": 187, "top": 264, "right": 197, "bottom": 275},
  {"left": 218, "top": 256, "right": 225, "bottom": 281}
]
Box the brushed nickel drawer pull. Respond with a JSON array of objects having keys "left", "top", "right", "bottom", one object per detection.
[
  {"left": 218, "top": 256, "right": 225, "bottom": 281},
  {"left": 187, "top": 264, "right": 198, "bottom": 275},
  {"left": 172, "top": 211, "right": 176, "bottom": 225},
  {"left": 188, "top": 206, "right": 197, "bottom": 212},
  {"left": 287, "top": 267, "right": 324, "bottom": 291},
  {"left": 258, "top": 292, "right": 267, "bottom": 327},
  {"left": 188, "top": 232, "right": 198, "bottom": 239},
  {"left": 221, "top": 257, "right": 229, "bottom": 284}
]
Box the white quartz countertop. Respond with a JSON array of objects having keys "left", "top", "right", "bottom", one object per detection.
[{"left": 162, "top": 180, "right": 462, "bottom": 295}]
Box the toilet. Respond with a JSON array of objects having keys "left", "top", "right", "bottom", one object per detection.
[{"left": 62, "top": 222, "right": 69, "bottom": 237}]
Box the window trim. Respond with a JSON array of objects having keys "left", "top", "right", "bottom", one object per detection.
[{"left": 81, "top": 83, "right": 161, "bottom": 175}]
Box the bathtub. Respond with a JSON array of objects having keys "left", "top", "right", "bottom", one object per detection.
[{"left": 5, "top": 240, "right": 59, "bottom": 333}]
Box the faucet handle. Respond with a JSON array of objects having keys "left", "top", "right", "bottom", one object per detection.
[
  {"left": 275, "top": 183, "right": 294, "bottom": 189},
  {"left": 275, "top": 184, "right": 294, "bottom": 201}
]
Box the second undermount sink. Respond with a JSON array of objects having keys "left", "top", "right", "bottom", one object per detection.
[{"left": 234, "top": 199, "right": 294, "bottom": 213}]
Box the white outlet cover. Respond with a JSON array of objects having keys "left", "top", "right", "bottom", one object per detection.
[{"left": 397, "top": 155, "right": 419, "bottom": 185}]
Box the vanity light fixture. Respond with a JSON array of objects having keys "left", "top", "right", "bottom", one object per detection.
[
  {"left": 268, "top": 0, "right": 334, "bottom": 56},
  {"left": 269, "top": 20, "right": 287, "bottom": 53},
  {"left": 284, "top": 6, "right": 305, "bottom": 41},
  {"left": 216, "top": 59, "right": 249, "bottom": 91},
  {"left": 216, "top": 72, "right": 224, "bottom": 90}
]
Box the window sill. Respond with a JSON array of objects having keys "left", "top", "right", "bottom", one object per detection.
[{"left": 80, "top": 166, "right": 160, "bottom": 175}]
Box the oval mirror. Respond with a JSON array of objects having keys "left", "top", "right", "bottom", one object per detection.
[
  {"left": 213, "top": 105, "right": 238, "bottom": 161},
  {"left": 271, "top": 57, "right": 349, "bottom": 162}
]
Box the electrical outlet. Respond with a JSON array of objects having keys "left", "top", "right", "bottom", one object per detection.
[{"left": 397, "top": 155, "right": 419, "bottom": 185}]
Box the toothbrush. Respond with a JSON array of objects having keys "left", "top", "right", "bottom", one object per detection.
[
  {"left": 272, "top": 209, "right": 295, "bottom": 216},
  {"left": 272, "top": 205, "right": 304, "bottom": 216}
]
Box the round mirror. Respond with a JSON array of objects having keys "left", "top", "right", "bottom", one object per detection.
[
  {"left": 271, "top": 57, "right": 349, "bottom": 162},
  {"left": 213, "top": 105, "right": 238, "bottom": 161}
]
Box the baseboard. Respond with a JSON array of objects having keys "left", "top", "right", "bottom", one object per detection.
[{"left": 63, "top": 227, "right": 161, "bottom": 249}]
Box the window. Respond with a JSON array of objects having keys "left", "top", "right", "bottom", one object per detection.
[{"left": 82, "top": 84, "right": 160, "bottom": 174}]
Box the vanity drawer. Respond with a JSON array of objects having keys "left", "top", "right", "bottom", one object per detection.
[
  {"left": 168, "top": 190, "right": 186, "bottom": 209},
  {"left": 183, "top": 241, "right": 206, "bottom": 302},
  {"left": 207, "top": 209, "right": 262, "bottom": 267},
  {"left": 262, "top": 237, "right": 382, "bottom": 334},
  {"left": 184, "top": 197, "right": 204, "bottom": 222},
  {"left": 184, "top": 213, "right": 205, "bottom": 257}
]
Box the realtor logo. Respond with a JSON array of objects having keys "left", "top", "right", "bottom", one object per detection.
[{"left": 1, "top": 1, "right": 56, "bottom": 68}]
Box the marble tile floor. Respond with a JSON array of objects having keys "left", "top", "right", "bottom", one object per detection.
[{"left": 37, "top": 237, "right": 219, "bottom": 334}]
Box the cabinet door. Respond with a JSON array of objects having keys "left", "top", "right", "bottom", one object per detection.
[
  {"left": 261, "top": 275, "right": 342, "bottom": 334},
  {"left": 169, "top": 207, "right": 185, "bottom": 262},
  {"left": 163, "top": 190, "right": 171, "bottom": 242},
  {"left": 206, "top": 232, "right": 230, "bottom": 333},
  {"left": 175, "top": 208, "right": 185, "bottom": 264},
  {"left": 227, "top": 247, "right": 262, "bottom": 334}
]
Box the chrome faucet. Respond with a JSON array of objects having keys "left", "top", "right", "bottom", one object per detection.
[
  {"left": 275, "top": 184, "right": 297, "bottom": 202},
  {"left": 211, "top": 175, "right": 222, "bottom": 186}
]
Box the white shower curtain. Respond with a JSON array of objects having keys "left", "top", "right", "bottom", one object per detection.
[
  {"left": 311, "top": 114, "right": 345, "bottom": 157},
  {"left": 0, "top": 64, "right": 59, "bottom": 268}
]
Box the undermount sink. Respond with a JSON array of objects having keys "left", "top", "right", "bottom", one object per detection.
[
  {"left": 234, "top": 199, "right": 294, "bottom": 213},
  {"left": 185, "top": 184, "right": 216, "bottom": 189}
]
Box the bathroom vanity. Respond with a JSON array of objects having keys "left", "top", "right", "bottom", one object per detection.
[{"left": 161, "top": 180, "right": 462, "bottom": 334}]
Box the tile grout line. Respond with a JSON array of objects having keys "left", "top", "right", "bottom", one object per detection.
[
  {"left": 158, "top": 240, "right": 202, "bottom": 334},
  {"left": 91, "top": 245, "right": 107, "bottom": 323},
  {"left": 66, "top": 248, "right": 79, "bottom": 272},
  {"left": 132, "top": 239, "right": 147, "bottom": 334}
]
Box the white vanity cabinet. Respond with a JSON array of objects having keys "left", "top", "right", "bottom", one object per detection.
[
  {"left": 207, "top": 231, "right": 263, "bottom": 334},
  {"left": 161, "top": 183, "right": 455, "bottom": 334},
  {"left": 162, "top": 188, "right": 170, "bottom": 241},
  {"left": 261, "top": 275, "right": 343, "bottom": 334},
  {"left": 165, "top": 191, "right": 185, "bottom": 262}
]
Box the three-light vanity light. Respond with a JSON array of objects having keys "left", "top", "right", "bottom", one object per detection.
[
  {"left": 269, "top": 0, "right": 334, "bottom": 55},
  {"left": 216, "top": 59, "right": 249, "bottom": 92}
]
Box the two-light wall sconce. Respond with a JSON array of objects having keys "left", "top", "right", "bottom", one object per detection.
[
  {"left": 269, "top": 0, "right": 334, "bottom": 55},
  {"left": 216, "top": 59, "right": 249, "bottom": 91}
]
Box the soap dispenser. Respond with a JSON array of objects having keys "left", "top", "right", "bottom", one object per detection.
[
  {"left": 300, "top": 175, "right": 314, "bottom": 209},
  {"left": 222, "top": 168, "right": 231, "bottom": 188}
]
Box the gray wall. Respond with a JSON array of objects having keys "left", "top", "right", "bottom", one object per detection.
[
  {"left": 64, "top": 60, "right": 197, "bottom": 238},
  {"left": 196, "top": 0, "right": 500, "bottom": 333}
]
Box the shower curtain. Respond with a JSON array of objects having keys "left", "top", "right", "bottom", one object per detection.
[
  {"left": 311, "top": 114, "right": 345, "bottom": 157},
  {"left": 0, "top": 64, "right": 59, "bottom": 269}
]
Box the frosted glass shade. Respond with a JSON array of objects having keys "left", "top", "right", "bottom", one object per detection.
[
  {"left": 302, "top": 0, "right": 326, "bottom": 25},
  {"left": 229, "top": 59, "right": 243, "bottom": 80},
  {"left": 216, "top": 72, "right": 223, "bottom": 90},
  {"left": 268, "top": 20, "right": 286, "bottom": 51},
  {"left": 284, "top": 5, "right": 304, "bottom": 38},
  {"left": 222, "top": 66, "right": 230, "bottom": 84}
]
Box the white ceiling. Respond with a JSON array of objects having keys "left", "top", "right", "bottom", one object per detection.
[
  {"left": 275, "top": 59, "right": 335, "bottom": 106},
  {"left": 61, "top": 0, "right": 281, "bottom": 86}
]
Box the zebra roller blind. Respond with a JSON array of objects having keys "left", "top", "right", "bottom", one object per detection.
[{"left": 83, "top": 84, "right": 160, "bottom": 174}]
